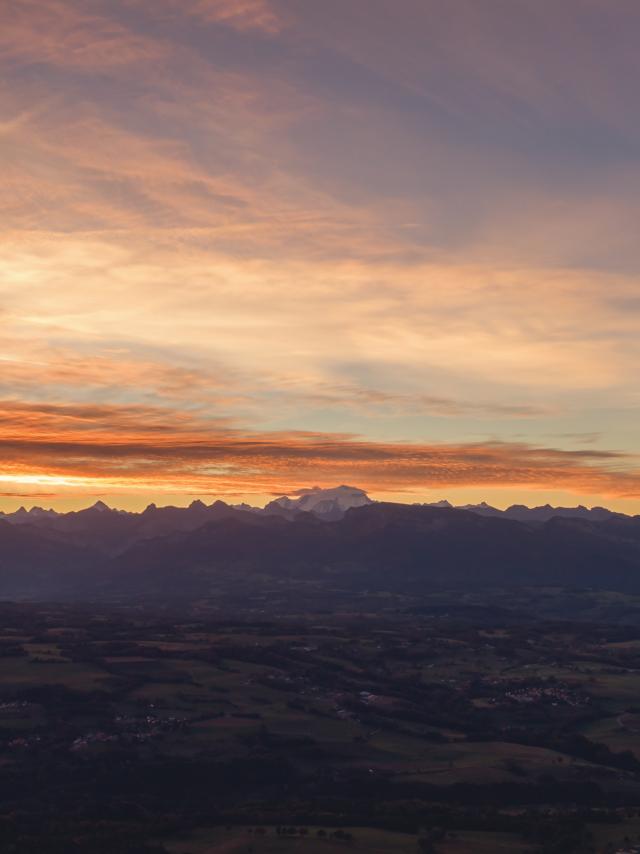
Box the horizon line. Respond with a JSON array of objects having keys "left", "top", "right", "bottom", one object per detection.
[{"left": 0, "top": 487, "right": 631, "bottom": 518}]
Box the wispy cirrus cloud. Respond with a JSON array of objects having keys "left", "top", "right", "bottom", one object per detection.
[
  {"left": 2, "top": 235, "right": 636, "bottom": 393},
  {"left": 180, "top": 0, "right": 283, "bottom": 33},
  {"left": 0, "top": 493, "right": 57, "bottom": 499},
  {"left": 0, "top": 0, "right": 165, "bottom": 70},
  {"left": 0, "top": 347, "right": 240, "bottom": 405},
  {"left": 0, "top": 345, "right": 549, "bottom": 422}
]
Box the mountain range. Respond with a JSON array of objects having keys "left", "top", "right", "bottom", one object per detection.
[
  {"left": 1, "top": 484, "right": 627, "bottom": 529},
  {"left": 1, "top": 485, "right": 639, "bottom": 600}
]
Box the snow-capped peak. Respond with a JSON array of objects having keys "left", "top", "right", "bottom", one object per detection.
[{"left": 272, "top": 485, "right": 372, "bottom": 516}]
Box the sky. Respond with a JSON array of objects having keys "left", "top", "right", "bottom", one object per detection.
[{"left": 2, "top": 0, "right": 640, "bottom": 512}]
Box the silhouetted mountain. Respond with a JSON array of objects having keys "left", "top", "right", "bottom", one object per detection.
[
  {"left": 455, "top": 501, "right": 502, "bottom": 517},
  {"left": 450, "top": 501, "right": 622, "bottom": 522},
  {"left": 0, "top": 519, "right": 100, "bottom": 598},
  {"left": 3, "top": 505, "right": 59, "bottom": 524},
  {"left": 2, "top": 494, "right": 640, "bottom": 601},
  {"left": 0, "top": 498, "right": 252, "bottom": 556},
  {"left": 503, "top": 503, "right": 621, "bottom": 522},
  {"left": 0, "top": 486, "right": 373, "bottom": 547},
  {"left": 96, "top": 502, "right": 640, "bottom": 598},
  {"left": 1, "top": 487, "right": 627, "bottom": 539}
]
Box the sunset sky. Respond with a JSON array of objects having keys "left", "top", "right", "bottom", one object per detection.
[{"left": 2, "top": 0, "right": 640, "bottom": 512}]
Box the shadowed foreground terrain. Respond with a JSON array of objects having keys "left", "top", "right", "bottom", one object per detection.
[{"left": 3, "top": 596, "right": 640, "bottom": 853}]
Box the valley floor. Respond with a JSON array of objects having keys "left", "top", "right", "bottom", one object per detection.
[{"left": 2, "top": 593, "right": 640, "bottom": 852}]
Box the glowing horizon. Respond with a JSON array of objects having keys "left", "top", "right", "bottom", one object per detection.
[
  {"left": 3, "top": 482, "right": 640, "bottom": 518},
  {"left": 2, "top": 1, "right": 640, "bottom": 513}
]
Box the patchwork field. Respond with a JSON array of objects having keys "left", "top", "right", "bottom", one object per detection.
[{"left": 2, "top": 597, "right": 640, "bottom": 852}]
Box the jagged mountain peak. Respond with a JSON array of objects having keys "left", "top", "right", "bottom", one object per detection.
[
  {"left": 189, "top": 499, "right": 207, "bottom": 510},
  {"left": 89, "top": 500, "right": 111, "bottom": 513}
]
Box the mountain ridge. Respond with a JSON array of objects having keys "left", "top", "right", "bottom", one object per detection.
[
  {"left": 1, "top": 496, "right": 640, "bottom": 600},
  {"left": 0, "top": 484, "right": 632, "bottom": 525}
]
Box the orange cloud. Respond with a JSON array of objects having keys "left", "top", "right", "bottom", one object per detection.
[
  {"left": 0, "top": 399, "right": 638, "bottom": 502},
  {"left": 0, "top": 1, "right": 165, "bottom": 70},
  {"left": 182, "top": 0, "right": 283, "bottom": 33},
  {"left": 0, "top": 348, "right": 239, "bottom": 403}
]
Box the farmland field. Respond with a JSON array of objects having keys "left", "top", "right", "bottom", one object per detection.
[{"left": 2, "top": 595, "right": 640, "bottom": 852}]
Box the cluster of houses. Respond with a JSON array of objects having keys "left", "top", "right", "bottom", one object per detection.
[
  {"left": 0, "top": 700, "right": 32, "bottom": 712},
  {"left": 71, "top": 714, "right": 189, "bottom": 751},
  {"left": 476, "top": 677, "right": 588, "bottom": 708},
  {"left": 499, "top": 684, "right": 588, "bottom": 707},
  {"left": 71, "top": 732, "right": 119, "bottom": 751},
  {"left": 358, "top": 690, "right": 395, "bottom": 707},
  {"left": 331, "top": 689, "right": 395, "bottom": 721},
  {"left": 0, "top": 700, "right": 38, "bottom": 716},
  {"left": 8, "top": 735, "right": 41, "bottom": 749}
]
